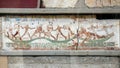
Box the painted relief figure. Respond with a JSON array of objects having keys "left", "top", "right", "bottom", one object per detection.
[
  {"left": 1, "top": 16, "right": 120, "bottom": 51},
  {"left": 2, "top": 17, "right": 78, "bottom": 50},
  {"left": 77, "top": 20, "right": 119, "bottom": 47}
]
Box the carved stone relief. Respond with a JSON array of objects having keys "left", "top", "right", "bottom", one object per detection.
[{"left": 1, "top": 15, "right": 120, "bottom": 51}]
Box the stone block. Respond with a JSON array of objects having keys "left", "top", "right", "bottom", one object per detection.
[
  {"left": 8, "top": 56, "right": 71, "bottom": 64},
  {"left": 8, "top": 56, "right": 119, "bottom": 64},
  {"left": 8, "top": 56, "right": 120, "bottom": 68},
  {"left": 70, "top": 57, "right": 119, "bottom": 64},
  {"left": 70, "top": 64, "right": 119, "bottom": 68},
  {"left": 116, "top": 0, "right": 120, "bottom": 6},
  {"left": 111, "top": 0, "right": 117, "bottom": 6},
  {"left": 96, "top": 0, "right": 103, "bottom": 7},
  {"left": 85, "top": 0, "right": 96, "bottom": 7},
  {"left": 102, "top": 0, "right": 111, "bottom": 7},
  {"left": 85, "top": 0, "right": 120, "bottom": 7},
  {"left": 0, "top": 17, "right": 2, "bottom": 50},
  {"left": 42, "top": 0, "right": 78, "bottom": 8},
  {"left": 0, "top": 56, "right": 8, "bottom": 68},
  {"left": 9, "top": 64, "right": 119, "bottom": 68}
]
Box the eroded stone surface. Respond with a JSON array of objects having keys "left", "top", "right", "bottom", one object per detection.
[
  {"left": 102, "top": 0, "right": 111, "bottom": 7},
  {"left": 8, "top": 56, "right": 120, "bottom": 68},
  {"left": 96, "top": 0, "right": 103, "bottom": 7},
  {"left": 116, "top": 0, "right": 120, "bottom": 6},
  {"left": 8, "top": 64, "right": 119, "bottom": 68},
  {"left": 85, "top": 0, "right": 120, "bottom": 7},
  {"left": 42, "top": 0, "right": 78, "bottom": 8},
  {"left": 8, "top": 56, "right": 119, "bottom": 64},
  {"left": 85, "top": 0, "right": 96, "bottom": 7},
  {"left": 0, "top": 17, "right": 2, "bottom": 50}
]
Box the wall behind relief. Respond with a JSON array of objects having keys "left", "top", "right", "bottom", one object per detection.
[{"left": 8, "top": 56, "right": 120, "bottom": 68}]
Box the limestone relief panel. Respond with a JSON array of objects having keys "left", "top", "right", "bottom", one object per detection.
[{"left": 1, "top": 15, "right": 120, "bottom": 51}]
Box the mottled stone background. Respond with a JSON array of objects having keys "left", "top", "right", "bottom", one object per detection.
[
  {"left": 0, "top": 17, "right": 2, "bottom": 50},
  {"left": 42, "top": 0, "right": 120, "bottom": 8},
  {"left": 85, "top": 0, "right": 120, "bottom": 8},
  {"left": 8, "top": 56, "right": 120, "bottom": 68}
]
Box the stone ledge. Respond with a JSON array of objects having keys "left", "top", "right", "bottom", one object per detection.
[
  {"left": 8, "top": 64, "right": 120, "bottom": 68},
  {"left": 0, "top": 50, "right": 120, "bottom": 56},
  {"left": 0, "top": 8, "right": 120, "bottom": 14}
]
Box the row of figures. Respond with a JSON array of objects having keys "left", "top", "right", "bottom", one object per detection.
[
  {"left": 5, "top": 22, "right": 76, "bottom": 41},
  {"left": 5, "top": 21, "right": 115, "bottom": 42}
]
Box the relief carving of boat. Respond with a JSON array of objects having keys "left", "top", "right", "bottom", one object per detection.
[
  {"left": 3, "top": 17, "right": 118, "bottom": 50},
  {"left": 79, "top": 32, "right": 114, "bottom": 43}
]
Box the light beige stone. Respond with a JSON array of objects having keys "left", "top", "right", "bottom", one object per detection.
[
  {"left": 116, "top": 0, "right": 120, "bottom": 6},
  {"left": 86, "top": 0, "right": 120, "bottom": 7},
  {"left": 0, "top": 56, "right": 8, "bottom": 68},
  {"left": 111, "top": 0, "right": 117, "bottom": 6},
  {"left": 8, "top": 56, "right": 120, "bottom": 68},
  {"left": 43, "top": 0, "right": 78, "bottom": 8},
  {"left": 102, "top": 0, "right": 111, "bottom": 7},
  {"left": 8, "top": 64, "right": 119, "bottom": 68},
  {"left": 8, "top": 56, "right": 120, "bottom": 64},
  {"left": 0, "top": 17, "right": 2, "bottom": 50},
  {"left": 85, "top": 0, "right": 96, "bottom": 7},
  {"left": 96, "top": 0, "right": 103, "bottom": 7}
]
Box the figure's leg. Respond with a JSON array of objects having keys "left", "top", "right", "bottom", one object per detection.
[
  {"left": 28, "top": 32, "right": 32, "bottom": 40},
  {"left": 50, "top": 34, "right": 56, "bottom": 40},
  {"left": 60, "top": 32, "right": 67, "bottom": 40},
  {"left": 31, "top": 31, "right": 37, "bottom": 38},
  {"left": 56, "top": 33, "right": 59, "bottom": 40},
  {"left": 39, "top": 32, "right": 41, "bottom": 37}
]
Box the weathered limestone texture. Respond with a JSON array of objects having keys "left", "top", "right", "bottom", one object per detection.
[
  {"left": 42, "top": 0, "right": 78, "bottom": 8},
  {"left": 102, "top": 0, "right": 111, "bottom": 7},
  {"left": 0, "top": 17, "right": 2, "bottom": 50},
  {"left": 0, "top": 56, "right": 8, "bottom": 68},
  {"left": 96, "top": 0, "right": 103, "bottom": 7},
  {"left": 85, "top": 0, "right": 120, "bottom": 8},
  {"left": 8, "top": 56, "right": 120, "bottom": 68},
  {"left": 85, "top": 0, "right": 96, "bottom": 7},
  {"left": 116, "top": 0, "right": 120, "bottom": 6}
]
